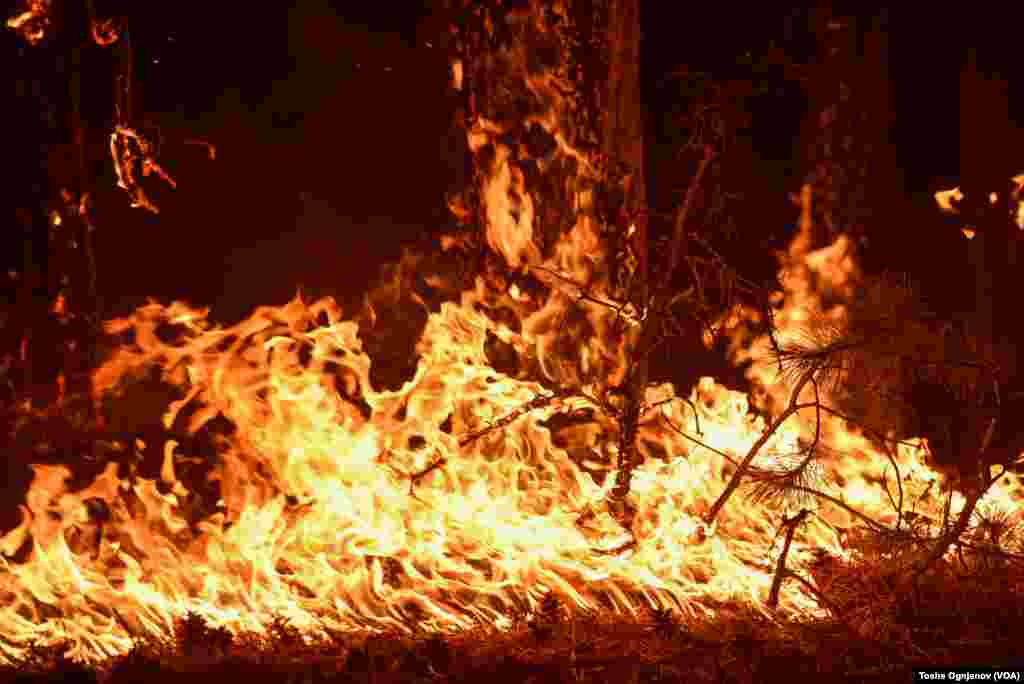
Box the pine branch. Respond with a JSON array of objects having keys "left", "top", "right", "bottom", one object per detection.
[{"left": 705, "top": 367, "right": 816, "bottom": 525}]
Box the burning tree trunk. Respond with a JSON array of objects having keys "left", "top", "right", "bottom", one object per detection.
[
  {"left": 596, "top": 0, "right": 648, "bottom": 534},
  {"left": 600, "top": 0, "right": 645, "bottom": 261},
  {"left": 445, "top": 0, "right": 656, "bottom": 536}
]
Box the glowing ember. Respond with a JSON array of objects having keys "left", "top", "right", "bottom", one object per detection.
[
  {"left": 91, "top": 17, "right": 123, "bottom": 47},
  {"left": 935, "top": 173, "right": 1024, "bottom": 236}
]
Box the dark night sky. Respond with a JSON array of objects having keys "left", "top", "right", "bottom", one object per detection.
[
  {"left": 94, "top": 1, "right": 451, "bottom": 321},
  {"left": 5, "top": 2, "right": 1019, "bottom": 323}
]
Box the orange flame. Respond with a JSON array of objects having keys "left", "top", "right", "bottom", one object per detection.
[
  {"left": 110, "top": 126, "right": 176, "bottom": 213},
  {"left": 90, "top": 18, "right": 122, "bottom": 47},
  {"left": 6, "top": 0, "right": 50, "bottom": 46},
  {"left": 936, "top": 173, "right": 1024, "bottom": 236}
]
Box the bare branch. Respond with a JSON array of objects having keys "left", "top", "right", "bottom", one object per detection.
[
  {"left": 530, "top": 265, "right": 642, "bottom": 326},
  {"left": 458, "top": 390, "right": 580, "bottom": 448},
  {"left": 408, "top": 456, "right": 447, "bottom": 495},
  {"left": 913, "top": 406, "right": 1006, "bottom": 580},
  {"left": 704, "top": 367, "right": 815, "bottom": 525},
  {"left": 663, "top": 144, "right": 716, "bottom": 294},
  {"left": 767, "top": 508, "right": 812, "bottom": 608}
]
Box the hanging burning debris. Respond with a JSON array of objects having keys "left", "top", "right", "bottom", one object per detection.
[{"left": 6, "top": 0, "right": 51, "bottom": 46}]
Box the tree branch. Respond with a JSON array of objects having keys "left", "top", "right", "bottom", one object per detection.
[{"left": 704, "top": 367, "right": 815, "bottom": 525}]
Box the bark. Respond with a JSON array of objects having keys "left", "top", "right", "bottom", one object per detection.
[
  {"left": 600, "top": 0, "right": 647, "bottom": 529},
  {"left": 600, "top": 0, "right": 645, "bottom": 333},
  {"left": 601, "top": 0, "right": 645, "bottom": 225},
  {"left": 442, "top": 0, "right": 647, "bottom": 530}
]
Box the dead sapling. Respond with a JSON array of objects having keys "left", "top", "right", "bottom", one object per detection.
[{"left": 767, "top": 508, "right": 812, "bottom": 608}]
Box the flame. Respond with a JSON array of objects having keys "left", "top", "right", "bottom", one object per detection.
[
  {"left": 6, "top": 0, "right": 50, "bottom": 46},
  {"left": 1014, "top": 174, "right": 1024, "bottom": 230},
  {"left": 51, "top": 293, "right": 65, "bottom": 317},
  {"left": 2, "top": 5, "right": 1022, "bottom": 668},
  {"left": 936, "top": 173, "right": 1024, "bottom": 235},
  {"left": 9, "top": 275, "right": 1014, "bottom": 666},
  {"left": 91, "top": 17, "right": 122, "bottom": 47},
  {"left": 110, "top": 126, "right": 177, "bottom": 214},
  {"left": 934, "top": 186, "right": 963, "bottom": 214}
]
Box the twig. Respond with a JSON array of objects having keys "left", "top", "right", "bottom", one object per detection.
[
  {"left": 531, "top": 266, "right": 642, "bottom": 326},
  {"left": 880, "top": 440, "right": 905, "bottom": 530},
  {"left": 644, "top": 395, "right": 702, "bottom": 435},
  {"left": 913, "top": 414, "right": 1003, "bottom": 580},
  {"left": 956, "top": 540, "right": 1024, "bottom": 564},
  {"left": 767, "top": 508, "right": 811, "bottom": 607},
  {"left": 665, "top": 145, "right": 716, "bottom": 296},
  {"left": 458, "top": 390, "right": 578, "bottom": 447},
  {"left": 662, "top": 416, "right": 734, "bottom": 464},
  {"left": 659, "top": 404, "right": 891, "bottom": 532},
  {"left": 788, "top": 485, "right": 888, "bottom": 531},
  {"left": 408, "top": 456, "right": 447, "bottom": 494},
  {"left": 704, "top": 367, "right": 815, "bottom": 525},
  {"left": 785, "top": 570, "right": 843, "bottom": 618},
  {"left": 814, "top": 404, "right": 922, "bottom": 451}
]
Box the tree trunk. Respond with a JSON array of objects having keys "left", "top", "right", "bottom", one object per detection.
[
  {"left": 602, "top": 0, "right": 645, "bottom": 226},
  {"left": 442, "top": 0, "right": 647, "bottom": 531},
  {"left": 602, "top": 0, "right": 646, "bottom": 339},
  {"left": 600, "top": 0, "right": 649, "bottom": 533}
]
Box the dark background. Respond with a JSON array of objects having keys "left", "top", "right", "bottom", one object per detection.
[{"left": 4, "top": 2, "right": 1020, "bottom": 326}]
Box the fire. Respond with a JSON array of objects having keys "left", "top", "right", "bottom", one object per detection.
[
  {"left": 3, "top": 3, "right": 1023, "bottom": 669},
  {"left": 90, "top": 17, "right": 122, "bottom": 47},
  {"left": 935, "top": 174, "right": 1024, "bottom": 237},
  {"left": 12, "top": 271, "right": 1008, "bottom": 665},
  {"left": 109, "top": 126, "right": 177, "bottom": 214},
  {"left": 6, "top": 0, "right": 50, "bottom": 46}
]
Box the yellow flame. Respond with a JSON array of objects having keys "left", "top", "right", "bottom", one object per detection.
[
  {"left": 934, "top": 186, "right": 963, "bottom": 213},
  {"left": 1014, "top": 174, "right": 1024, "bottom": 230},
  {"left": 91, "top": 18, "right": 121, "bottom": 47},
  {"left": 6, "top": 0, "right": 50, "bottom": 45}
]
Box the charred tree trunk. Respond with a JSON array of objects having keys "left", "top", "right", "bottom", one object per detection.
[
  {"left": 601, "top": 0, "right": 645, "bottom": 236},
  {"left": 600, "top": 0, "right": 647, "bottom": 531}
]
